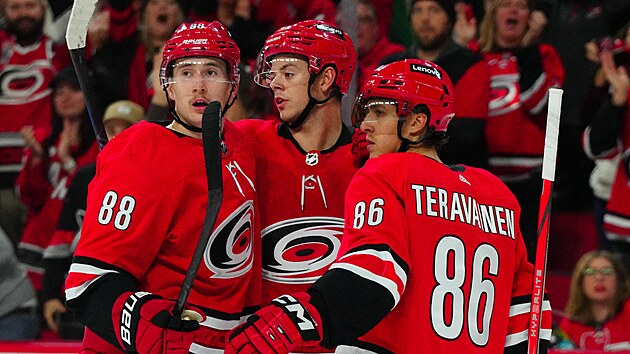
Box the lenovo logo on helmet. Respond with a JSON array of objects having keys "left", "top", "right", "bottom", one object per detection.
[
  {"left": 314, "top": 23, "right": 344, "bottom": 39},
  {"left": 410, "top": 64, "right": 441, "bottom": 79}
]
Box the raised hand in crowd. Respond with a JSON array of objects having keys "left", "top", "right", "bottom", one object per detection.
[
  {"left": 19, "top": 126, "right": 44, "bottom": 165},
  {"left": 87, "top": 9, "right": 111, "bottom": 51},
  {"left": 522, "top": 9, "right": 547, "bottom": 47},
  {"left": 57, "top": 119, "right": 81, "bottom": 173},
  {"left": 453, "top": 2, "right": 477, "bottom": 47},
  {"left": 600, "top": 50, "right": 629, "bottom": 106},
  {"left": 43, "top": 298, "right": 67, "bottom": 334}
]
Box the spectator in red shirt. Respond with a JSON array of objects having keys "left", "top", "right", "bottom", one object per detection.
[
  {"left": 560, "top": 250, "right": 630, "bottom": 351},
  {"left": 15, "top": 67, "right": 99, "bottom": 293},
  {"left": 0, "top": 0, "right": 70, "bottom": 246}
]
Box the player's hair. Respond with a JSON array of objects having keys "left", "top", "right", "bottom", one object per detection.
[
  {"left": 410, "top": 104, "right": 450, "bottom": 150},
  {"left": 565, "top": 250, "right": 630, "bottom": 325}
]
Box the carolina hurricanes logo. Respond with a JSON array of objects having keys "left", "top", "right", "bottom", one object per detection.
[
  {"left": 0, "top": 62, "right": 55, "bottom": 104},
  {"left": 204, "top": 200, "right": 254, "bottom": 279},
  {"left": 262, "top": 217, "right": 344, "bottom": 284},
  {"left": 487, "top": 56, "right": 521, "bottom": 117}
]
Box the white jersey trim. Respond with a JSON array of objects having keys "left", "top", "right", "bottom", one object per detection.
[
  {"left": 334, "top": 345, "right": 378, "bottom": 354},
  {"left": 505, "top": 328, "right": 551, "bottom": 347},
  {"left": 65, "top": 263, "right": 118, "bottom": 300},
  {"left": 509, "top": 299, "right": 552, "bottom": 317}
]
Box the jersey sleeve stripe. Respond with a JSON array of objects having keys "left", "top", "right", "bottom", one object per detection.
[
  {"left": 329, "top": 263, "right": 402, "bottom": 306},
  {"left": 42, "top": 243, "right": 72, "bottom": 259},
  {"left": 65, "top": 263, "right": 120, "bottom": 300},
  {"left": 582, "top": 126, "right": 621, "bottom": 160},
  {"left": 509, "top": 299, "right": 551, "bottom": 317},
  {"left": 504, "top": 328, "right": 551, "bottom": 348},
  {"left": 339, "top": 248, "right": 408, "bottom": 285},
  {"left": 505, "top": 329, "right": 528, "bottom": 347}
]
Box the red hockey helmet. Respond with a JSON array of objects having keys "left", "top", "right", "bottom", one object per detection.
[
  {"left": 351, "top": 59, "right": 455, "bottom": 132},
  {"left": 255, "top": 20, "right": 356, "bottom": 94},
  {"left": 160, "top": 21, "right": 241, "bottom": 87}
]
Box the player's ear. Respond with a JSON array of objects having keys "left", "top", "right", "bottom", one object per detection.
[
  {"left": 403, "top": 111, "right": 427, "bottom": 139},
  {"left": 166, "top": 84, "right": 176, "bottom": 101},
  {"left": 316, "top": 66, "right": 337, "bottom": 97}
]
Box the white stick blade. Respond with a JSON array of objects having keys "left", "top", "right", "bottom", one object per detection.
[
  {"left": 65, "top": 0, "right": 99, "bottom": 50},
  {"left": 542, "top": 88, "right": 562, "bottom": 181}
]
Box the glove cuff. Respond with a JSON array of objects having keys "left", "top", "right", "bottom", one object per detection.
[
  {"left": 113, "top": 291, "right": 161, "bottom": 351},
  {"left": 271, "top": 293, "right": 322, "bottom": 344}
]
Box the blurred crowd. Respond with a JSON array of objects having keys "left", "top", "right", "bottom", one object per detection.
[{"left": 1, "top": 0, "right": 630, "bottom": 348}]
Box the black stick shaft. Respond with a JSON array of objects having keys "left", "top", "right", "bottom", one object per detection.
[{"left": 173, "top": 101, "right": 224, "bottom": 317}]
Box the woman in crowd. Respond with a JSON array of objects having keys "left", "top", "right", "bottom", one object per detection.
[
  {"left": 477, "top": 0, "right": 564, "bottom": 261},
  {"left": 560, "top": 250, "right": 630, "bottom": 351},
  {"left": 15, "top": 67, "right": 99, "bottom": 293}
]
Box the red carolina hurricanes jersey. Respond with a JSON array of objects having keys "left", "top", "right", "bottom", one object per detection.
[
  {"left": 0, "top": 31, "right": 69, "bottom": 171},
  {"left": 312, "top": 153, "right": 551, "bottom": 353},
  {"left": 65, "top": 121, "right": 259, "bottom": 350},
  {"left": 15, "top": 139, "right": 98, "bottom": 290},
  {"left": 484, "top": 43, "right": 564, "bottom": 179},
  {"left": 582, "top": 95, "right": 630, "bottom": 246},
  {"left": 236, "top": 119, "right": 357, "bottom": 301},
  {"left": 560, "top": 299, "right": 630, "bottom": 351}
]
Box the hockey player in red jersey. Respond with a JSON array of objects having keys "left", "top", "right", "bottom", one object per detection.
[
  {"left": 226, "top": 59, "right": 552, "bottom": 354},
  {"left": 64, "top": 21, "right": 259, "bottom": 353},
  {"left": 234, "top": 20, "right": 358, "bottom": 352}
]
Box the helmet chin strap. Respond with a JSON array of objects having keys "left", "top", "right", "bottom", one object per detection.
[
  {"left": 287, "top": 74, "right": 340, "bottom": 130},
  {"left": 163, "top": 83, "right": 237, "bottom": 135}
]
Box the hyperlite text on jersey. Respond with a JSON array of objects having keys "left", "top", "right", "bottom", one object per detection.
[{"left": 411, "top": 184, "right": 516, "bottom": 239}]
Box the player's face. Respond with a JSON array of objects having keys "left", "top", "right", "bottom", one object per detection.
[
  {"left": 167, "top": 57, "right": 233, "bottom": 129},
  {"left": 410, "top": 1, "right": 451, "bottom": 51},
  {"left": 581, "top": 257, "right": 618, "bottom": 305},
  {"left": 360, "top": 99, "right": 402, "bottom": 158},
  {"left": 264, "top": 55, "right": 310, "bottom": 124},
  {"left": 494, "top": 0, "right": 530, "bottom": 48}
]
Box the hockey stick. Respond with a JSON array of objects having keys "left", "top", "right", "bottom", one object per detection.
[
  {"left": 173, "top": 101, "right": 224, "bottom": 317},
  {"left": 65, "top": 0, "right": 107, "bottom": 149},
  {"left": 527, "top": 88, "right": 563, "bottom": 354}
]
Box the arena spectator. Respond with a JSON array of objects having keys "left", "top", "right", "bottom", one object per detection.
[
  {"left": 86, "top": 0, "right": 185, "bottom": 109},
  {"left": 582, "top": 22, "right": 630, "bottom": 266},
  {"left": 541, "top": 0, "right": 630, "bottom": 212},
  {"left": 40, "top": 100, "right": 144, "bottom": 337},
  {"left": 355, "top": 0, "right": 405, "bottom": 90},
  {"left": 381, "top": 0, "right": 492, "bottom": 169},
  {"left": 15, "top": 67, "right": 99, "bottom": 293},
  {"left": 0, "top": 0, "right": 71, "bottom": 246},
  {"left": 559, "top": 250, "right": 630, "bottom": 351},
  {"left": 0, "top": 226, "right": 39, "bottom": 340},
  {"left": 478, "top": 0, "right": 564, "bottom": 261}
]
